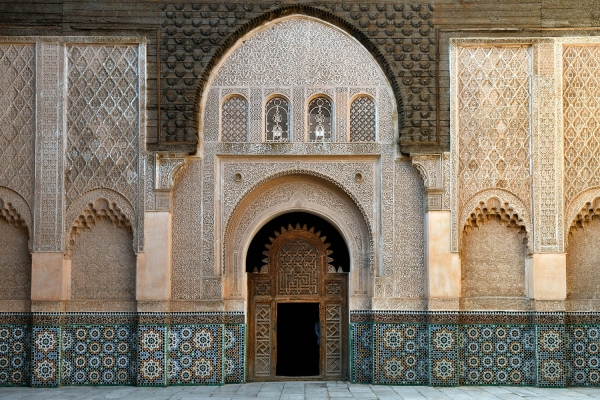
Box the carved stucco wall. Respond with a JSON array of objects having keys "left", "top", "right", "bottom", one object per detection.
[
  {"left": 452, "top": 44, "right": 532, "bottom": 254},
  {"left": 0, "top": 45, "right": 35, "bottom": 211},
  {"left": 171, "top": 158, "right": 205, "bottom": 300},
  {"left": 461, "top": 219, "right": 527, "bottom": 311},
  {"left": 373, "top": 158, "right": 426, "bottom": 310},
  {"left": 0, "top": 218, "right": 31, "bottom": 301},
  {"left": 65, "top": 42, "right": 146, "bottom": 251},
  {"left": 71, "top": 218, "right": 136, "bottom": 302}
]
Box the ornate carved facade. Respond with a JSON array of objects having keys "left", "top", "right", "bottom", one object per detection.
[{"left": 0, "top": 0, "right": 600, "bottom": 388}]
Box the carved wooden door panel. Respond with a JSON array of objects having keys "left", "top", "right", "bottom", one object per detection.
[{"left": 248, "top": 224, "right": 347, "bottom": 381}]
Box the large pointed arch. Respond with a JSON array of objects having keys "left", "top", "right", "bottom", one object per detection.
[
  {"left": 223, "top": 173, "right": 373, "bottom": 306},
  {"left": 194, "top": 8, "right": 404, "bottom": 144}
]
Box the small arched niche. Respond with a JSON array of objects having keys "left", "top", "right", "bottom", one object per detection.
[
  {"left": 566, "top": 197, "right": 600, "bottom": 309},
  {"left": 460, "top": 197, "right": 529, "bottom": 311},
  {"left": 0, "top": 197, "right": 31, "bottom": 303},
  {"left": 68, "top": 197, "right": 136, "bottom": 310}
]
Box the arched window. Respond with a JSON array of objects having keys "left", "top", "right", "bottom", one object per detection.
[
  {"left": 349, "top": 96, "right": 376, "bottom": 142},
  {"left": 221, "top": 96, "right": 249, "bottom": 142},
  {"left": 265, "top": 96, "right": 290, "bottom": 142},
  {"left": 307, "top": 97, "right": 333, "bottom": 142}
]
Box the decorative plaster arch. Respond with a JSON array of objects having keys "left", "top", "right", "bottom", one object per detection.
[
  {"left": 198, "top": 14, "right": 399, "bottom": 145},
  {"left": 223, "top": 173, "right": 372, "bottom": 303},
  {"left": 193, "top": 7, "right": 404, "bottom": 142},
  {"left": 565, "top": 187, "right": 600, "bottom": 245},
  {"left": 460, "top": 189, "right": 532, "bottom": 253},
  {"left": 0, "top": 186, "right": 32, "bottom": 249},
  {"left": 65, "top": 188, "right": 136, "bottom": 253}
]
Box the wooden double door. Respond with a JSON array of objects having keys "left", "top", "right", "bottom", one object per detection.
[{"left": 248, "top": 224, "right": 348, "bottom": 381}]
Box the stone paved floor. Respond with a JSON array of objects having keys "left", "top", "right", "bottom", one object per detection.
[{"left": 2, "top": 382, "right": 600, "bottom": 400}]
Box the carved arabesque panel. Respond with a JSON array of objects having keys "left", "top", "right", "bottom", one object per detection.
[
  {"left": 212, "top": 18, "right": 381, "bottom": 87},
  {"left": 563, "top": 46, "right": 600, "bottom": 207},
  {"left": 456, "top": 46, "right": 532, "bottom": 215},
  {"left": 0, "top": 44, "right": 35, "bottom": 208},
  {"left": 65, "top": 45, "right": 139, "bottom": 209}
]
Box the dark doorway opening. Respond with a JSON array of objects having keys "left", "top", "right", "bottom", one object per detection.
[{"left": 276, "top": 303, "right": 320, "bottom": 376}]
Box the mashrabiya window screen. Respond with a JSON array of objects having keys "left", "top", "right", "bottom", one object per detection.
[
  {"left": 308, "top": 97, "right": 333, "bottom": 142},
  {"left": 221, "top": 95, "right": 249, "bottom": 142},
  {"left": 349, "top": 96, "right": 376, "bottom": 142},
  {"left": 265, "top": 96, "right": 290, "bottom": 142}
]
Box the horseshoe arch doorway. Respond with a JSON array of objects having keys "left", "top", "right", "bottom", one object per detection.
[{"left": 246, "top": 212, "right": 349, "bottom": 381}]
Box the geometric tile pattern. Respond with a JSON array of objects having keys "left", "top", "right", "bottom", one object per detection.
[
  {"left": 0, "top": 44, "right": 35, "bottom": 205},
  {"left": 168, "top": 325, "right": 223, "bottom": 385},
  {"left": 31, "top": 327, "right": 60, "bottom": 387},
  {"left": 350, "top": 323, "right": 373, "bottom": 384},
  {"left": 460, "top": 325, "right": 535, "bottom": 386},
  {"left": 61, "top": 325, "right": 135, "bottom": 385},
  {"left": 537, "top": 325, "right": 566, "bottom": 387},
  {"left": 374, "top": 324, "right": 428, "bottom": 385},
  {"left": 430, "top": 325, "right": 458, "bottom": 386},
  {"left": 224, "top": 325, "right": 245, "bottom": 384},
  {"left": 137, "top": 326, "right": 166, "bottom": 386},
  {"left": 0, "top": 325, "right": 30, "bottom": 386},
  {"left": 567, "top": 325, "right": 600, "bottom": 386}
]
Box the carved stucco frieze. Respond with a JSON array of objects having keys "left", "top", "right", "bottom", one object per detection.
[
  {"left": 220, "top": 160, "right": 377, "bottom": 226},
  {"left": 532, "top": 42, "right": 563, "bottom": 253},
  {"left": 34, "top": 42, "right": 64, "bottom": 252}
]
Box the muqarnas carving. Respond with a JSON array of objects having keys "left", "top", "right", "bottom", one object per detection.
[
  {"left": 0, "top": 199, "right": 30, "bottom": 301},
  {"left": 462, "top": 198, "right": 527, "bottom": 310},
  {"left": 567, "top": 197, "right": 600, "bottom": 307},
  {"left": 69, "top": 198, "right": 136, "bottom": 302}
]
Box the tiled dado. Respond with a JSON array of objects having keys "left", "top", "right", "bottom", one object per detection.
[
  {"left": 0, "top": 312, "right": 245, "bottom": 387},
  {"left": 349, "top": 311, "right": 585, "bottom": 387}
]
